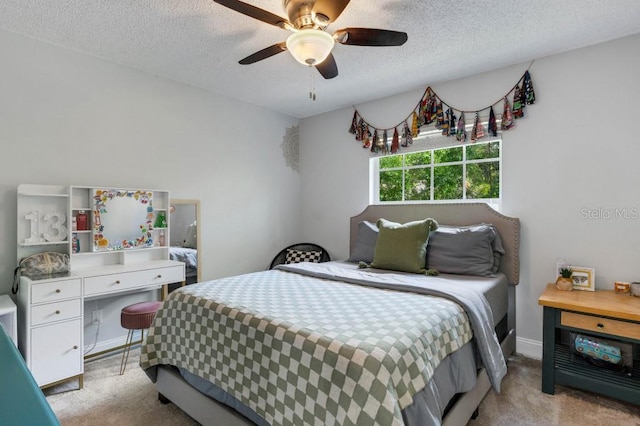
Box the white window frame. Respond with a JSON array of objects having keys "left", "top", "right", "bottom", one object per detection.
[{"left": 370, "top": 138, "right": 502, "bottom": 209}]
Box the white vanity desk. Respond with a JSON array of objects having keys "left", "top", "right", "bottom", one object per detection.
[
  {"left": 16, "top": 185, "right": 185, "bottom": 388},
  {"left": 18, "top": 260, "right": 184, "bottom": 389}
]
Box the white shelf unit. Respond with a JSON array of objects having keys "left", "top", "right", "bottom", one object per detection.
[
  {"left": 69, "top": 186, "right": 92, "bottom": 257},
  {"left": 17, "top": 184, "right": 70, "bottom": 261},
  {"left": 16, "top": 184, "right": 185, "bottom": 388}
]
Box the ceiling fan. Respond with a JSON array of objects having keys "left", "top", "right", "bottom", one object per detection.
[{"left": 213, "top": 0, "right": 408, "bottom": 79}]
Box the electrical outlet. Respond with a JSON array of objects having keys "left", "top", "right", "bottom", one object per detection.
[{"left": 92, "top": 309, "right": 103, "bottom": 324}]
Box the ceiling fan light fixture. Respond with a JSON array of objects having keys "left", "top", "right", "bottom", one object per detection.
[{"left": 286, "top": 29, "right": 335, "bottom": 66}]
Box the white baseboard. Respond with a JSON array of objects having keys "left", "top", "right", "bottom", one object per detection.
[{"left": 515, "top": 336, "right": 542, "bottom": 360}]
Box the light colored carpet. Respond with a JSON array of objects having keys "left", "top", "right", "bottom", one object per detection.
[{"left": 45, "top": 350, "right": 640, "bottom": 425}]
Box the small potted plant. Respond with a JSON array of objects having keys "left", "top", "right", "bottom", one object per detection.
[{"left": 556, "top": 266, "right": 573, "bottom": 291}]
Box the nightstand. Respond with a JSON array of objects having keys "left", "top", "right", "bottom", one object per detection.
[{"left": 538, "top": 284, "right": 640, "bottom": 405}]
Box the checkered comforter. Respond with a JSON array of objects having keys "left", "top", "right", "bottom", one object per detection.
[{"left": 140, "top": 266, "right": 474, "bottom": 425}]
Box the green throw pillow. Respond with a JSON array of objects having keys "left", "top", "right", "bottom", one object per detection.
[{"left": 371, "top": 218, "right": 438, "bottom": 274}]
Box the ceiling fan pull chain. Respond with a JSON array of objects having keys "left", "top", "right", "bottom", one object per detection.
[{"left": 309, "top": 66, "right": 317, "bottom": 101}]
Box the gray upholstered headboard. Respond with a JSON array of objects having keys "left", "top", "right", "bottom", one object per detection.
[{"left": 350, "top": 203, "right": 521, "bottom": 285}]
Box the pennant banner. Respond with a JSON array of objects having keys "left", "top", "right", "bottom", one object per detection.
[{"left": 349, "top": 66, "right": 536, "bottom": 155}]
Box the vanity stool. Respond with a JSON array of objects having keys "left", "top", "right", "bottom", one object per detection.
[{"left": 119, "top": 301, "right": 162, "bottom": 375}]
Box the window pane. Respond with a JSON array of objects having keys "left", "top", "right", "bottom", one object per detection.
[
  {"left": 405, "top": 168, "right": 431, "bottom": 201},
  {"left": 434, "top": 165, "right": 463, "bottom": 199},
  {"left": 405, "top": 151, "right": 431, "bottom": 166},
  {"left": 434, "top": 147, "right": 463, "bottom": 164},
  {"left": 466, "top": 161, "right": 500, "bottom": 199},
  {"left": 379, "top": 155, "right": 402, "bottom": 169},
  {"left": 466, "top": 141, "right": 500, "bottom": 160},
  {"left": 379, "top": 170, "right": 403, "bottom": 201}
]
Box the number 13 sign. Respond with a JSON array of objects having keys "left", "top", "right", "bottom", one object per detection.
[{"left": 24, "top": 211, "right": 68, "bottom": 243}]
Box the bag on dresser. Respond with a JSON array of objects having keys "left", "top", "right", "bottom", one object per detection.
[{"left": 12, "top": 252, "right": 70, "bottom": 294}]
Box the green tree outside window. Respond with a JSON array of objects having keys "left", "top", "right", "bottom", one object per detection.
[{"left": 376, "top": 140, "right": 500, "bottom": 202}]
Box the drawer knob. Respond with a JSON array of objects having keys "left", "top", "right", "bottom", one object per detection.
[
  {"left": 55, "top": 289, "right": 61, "bottom": 293},
  {"left": 156, "top": 274, "right": 162, "bottom": 279},
  {"left": 115, "top": 280, "right": 121, "bottom": 284},
  {"left": 55, "top": 310, "right": 61, "bottom": 315},
  {"left": 73, "top": 345, "right": 78, "bottom": 350},
  {"left": 597, "top": 323, "right": 605, "bottom": 329}
]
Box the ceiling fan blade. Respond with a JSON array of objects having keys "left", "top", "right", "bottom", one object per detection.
[
  {"left": 213, "top": 0, "right": 289, "bottom": 28},
  {"left": 315, "top": 53, "right": 338, "bottom": 79},
  {"left": 334, "top": 28, "right": 408, "bottom": 46},
  {"left": 239, "top": 42, "right": 287, "bottom": 65},
  {"left": 312, "top": 0, "right": 351, "bottom": 23}
]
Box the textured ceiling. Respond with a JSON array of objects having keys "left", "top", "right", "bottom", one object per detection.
[{"left": 1, "top": 1, "right": 639, "bottom": 118}]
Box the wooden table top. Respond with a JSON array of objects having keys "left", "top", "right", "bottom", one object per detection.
[{"left": 538, "top": 283, "right": 640, "bottom": 322}]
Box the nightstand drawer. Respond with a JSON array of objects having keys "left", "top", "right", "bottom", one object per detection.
[{"left": 561, "top": 311, "right": 640, "bottom": 340}]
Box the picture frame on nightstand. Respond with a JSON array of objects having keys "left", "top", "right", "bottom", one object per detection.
[{"left": 571, "top": 266, "right": 595, "bottom": 291}]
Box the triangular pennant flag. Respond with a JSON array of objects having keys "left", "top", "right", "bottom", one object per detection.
[
  {"left": 349, "top": 111, "right": 358, "bottom": 134},
  {"left": 424, "top": 89, "right": 435, "bottom": 125},
  {"left": 435, "top": 102, "right": 444, "bottom": 129},
  {"left": 355, "top": 118, "right": 364, "bottom": 141},
  {"left": 391, "top": 128, "right": 400, "bottom": 153},
  {"left": 362, "top": 126, "right": 371, "bottom": 149},
  {"left": 471, "top": 113, "right": 485, "bottom": 142},
  {"left": 411, "top": 112, "right": 419, "bottom": 137},
  {"left": 382, "top": 130, "right": 389, "bottom": 154},
  {"left": 512, "top": 84, "right": 524, "bottom": 119},
  {"left": 372, "top": 129, "right": 380, "bottom": 153},
  {"left": 402, "top": 121, "right": 412, "bottom": 147},
  {"left": 418, "top": 99, "right": 426, "bottom": 127},
  {"left": 501, "top": 97, "right": 514, "bottom": 130},
  {"left": 488, "top": 106, "right": 498, "bottom": 137},
  {"left": 424, "top": 95, "right": 434, "bottom": 125},
  {"left": 430, "top": 95, "right": 438, "bottom": 120},
  {"left": 471, "top": 117, "right": 477, "bottom": 142},
  {"left": 449, "top": 109, "right": 457, "bottom": 136},
  {"left": 523, "top": 71, "right": 536, "bottom": 105},
  {"left": 476, "top": 113, "right": 485, "bottom": 139},
  {"left": 442, "top": 108, "right": 451, "bottom": 136},
  {"left": 456, "top": 113, "right": 467, "bottom": 142}
]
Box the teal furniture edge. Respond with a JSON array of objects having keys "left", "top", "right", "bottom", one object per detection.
[{"left": 0, "top": 324, "right": 60, "bottom": 425}]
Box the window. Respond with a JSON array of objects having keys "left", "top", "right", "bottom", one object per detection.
[{"left": 372, "top": 140, "right": 501, "bottom": 204}]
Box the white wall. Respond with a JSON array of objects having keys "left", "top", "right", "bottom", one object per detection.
[
  {"left": 299, "top": 34, "right": 640, "bottom": 358},
  {"left": 0, "top": 30, "right": 300, "bottom": 352}
]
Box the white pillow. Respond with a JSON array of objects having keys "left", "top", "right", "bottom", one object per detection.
[{"left": 183, "top": 221, "right": 197, "bottom": 249}]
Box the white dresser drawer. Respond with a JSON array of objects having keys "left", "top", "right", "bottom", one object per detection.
[
  {"left": 31, "top": 299, "right": 82, "bottom": 326},
  {"left": 84, "top": 265, "right": 184, "bottom": 297},
  {"left": 31, "top": 279, "right": 82, "bottom": 304},
  {"left": 154, "top": 265, "right": 185, "bottom": 283}
]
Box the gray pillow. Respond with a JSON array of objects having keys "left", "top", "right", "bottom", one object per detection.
[
  {"left": 426, "top": 224, "right": 505, "bottom": 276},
  {"left": 348, "top": 220, "right": 379, "bottom": 263}
]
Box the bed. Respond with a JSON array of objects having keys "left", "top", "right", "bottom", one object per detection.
[{"left": 141, "top": 203, "right": 520, "bottom": 425}]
